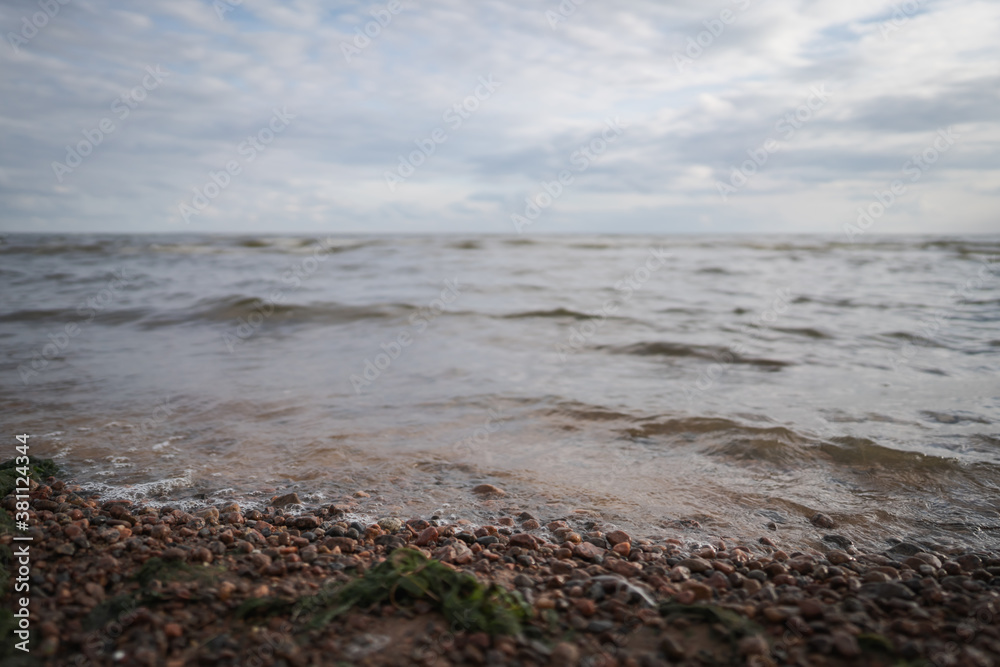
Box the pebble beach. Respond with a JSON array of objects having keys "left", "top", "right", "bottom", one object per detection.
[{"left": 4, "top": 470, "right": 1000, "bottom": 667}]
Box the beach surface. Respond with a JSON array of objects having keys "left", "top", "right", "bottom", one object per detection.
[{"left": 4, "top": 468, "right": 1000, "bottom": 666}]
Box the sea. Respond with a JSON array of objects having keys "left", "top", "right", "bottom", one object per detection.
[{"left": 2, "top": 234, "right": 998, "bottom": 552}]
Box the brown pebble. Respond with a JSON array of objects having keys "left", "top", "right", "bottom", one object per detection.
[
  {"left": 271, "top": 493, "right": 302, "bottom": 507},
  {"left": 521, "top": 518, "right": 541, "bottom": 530},
  {"left": 826, "top": 550, "right": 853, "bottom": 565},
  {"left": 678, "top": 557, "right": 712, "bottom": 573},
  {"left": 574, "top": 598, "right": 597, "bottom": 617},
  {"left": 810, "top": 513, "right": 836, "bottom": 528},
  {"left": 612, "top": 542, "right": 631, "bottom": 557},
  {"left": 606, "top": 558, "right": 642, "bottom": 578},
  {"left": 739, "top": 635, "right": 769, "bottom": 656},
  {"left": 573, "top": 542, "right": 604, "bottom": 561},
  {"left": 164, "top": 623, "right": 183, "bottom": 639},
  {"left": 162, "top": 547, "right": 186, "bottom": 561},
  {"left": 414, "top": 526, "right": 439, "bottom": 546},
  {"left": 550, "top": 642, "right": 580, "bottom": 666},
  {"left": 605, "top": 530, "right": 631, "bottom": 546},
  {"left": 681, "top": 581, "right": 713, "bottom": 601},
  {"left": 509, "top": 533, "right": 539, "bottom": 550},
  {"left": 832, "top": 631, "right": 860, "bottom": 657},
  {"left": 218, "top": 581, "right": 236, "bottom": 601}
]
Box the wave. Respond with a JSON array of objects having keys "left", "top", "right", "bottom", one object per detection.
[
  {"left": 604, "top": 341, "right": 790, "bottom": 369},
  {"left": 502, "top": 307, "right": 602, "bottom": 320},
  {"left": 139, "top": 295, "right": 413, "bottom": 328}
]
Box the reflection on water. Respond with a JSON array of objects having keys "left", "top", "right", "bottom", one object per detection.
[{"left": 1, "top": 234, "right": 998, "bottom": 551}]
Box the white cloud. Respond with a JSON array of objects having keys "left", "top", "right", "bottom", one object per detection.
[{"left": 0, "top": 0, "right": 997, "bottom": 233}]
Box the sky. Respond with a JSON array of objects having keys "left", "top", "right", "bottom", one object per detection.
[{"left": 0, "top": 0, "right": 998, "bottom": 235}]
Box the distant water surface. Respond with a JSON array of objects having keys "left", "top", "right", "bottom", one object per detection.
[{"left": 2, "top": 234, "right": 999, "bottom": 551}]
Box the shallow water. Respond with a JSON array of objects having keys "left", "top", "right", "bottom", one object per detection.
[{"left": 2, "top": 234, "right": 999, "bottom": 551}]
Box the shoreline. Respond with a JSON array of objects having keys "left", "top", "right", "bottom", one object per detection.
[{"left": 3, "top": 468, "right": 1000, "bottom": 666}]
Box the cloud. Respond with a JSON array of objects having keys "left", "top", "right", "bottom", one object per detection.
[{"left": 0, "top": 0, "right": 997, "bottom": 234}]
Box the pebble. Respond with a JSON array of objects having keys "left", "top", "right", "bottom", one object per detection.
[
  {"left": 550, "top": 642, "right": 580, "bottom": 666},
  {"left": 605, "top": 530, "right": 631, "bottom": 546},
  {"left": 677, "top": 557, "right": 712, "bottom": 573},
  {"left": 572, "top": 542, "right": 604, "bottom": 561},
  {"left": 810, "top": 513, "right": 836, "bottom": 529},
  {"left": 414, "top": 526, "right": 439, "bottom": 546},
  {"left": 271, "top": 493, "right": 302, "bottom": 507},
  {"left": 509, "top": 533, "right": 538, "bottom": 550},
  {"left": 376, "top": 518, "right": 403, "bottom": 533}
]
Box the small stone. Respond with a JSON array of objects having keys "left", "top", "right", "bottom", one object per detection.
[
  {"left": 573, "top": 542, "right": 604, "bottom": 561},
  {"left": 191, "top": 547, "right": 213, "bottom": 564},
  {"left": 906, "top": 552, "right": 943, "bottom": 570},
  {"left": 162, "top": 547, "right": 187, "bottom": 561},
  {"left": 294, "top": 516, "right": 321, "bottom": 530},
  {"left": 832, "top": 632, "right": 860, "bottom": 658},
  {"left": 605, "top": 530, "right": 631, "bottom": 546},
  {"left": 859, "top": 582, "right": 915, "bottom": 600},
  {"left": 550, "top": 642, "right": 580, "bottom": 666},
  {"left": 798, "top": 598, "right": 824, "bottom": 619},
  {"left": 377, "top": 518, "right": 403, "bottom": 533},
  {"left": 472, "top": 484, "right": 505, "bottom": 497},
  {"left": 810, "top": 513, "right": 836, "bottom": 528},
  {"left": 826, "top": 550, "right": 853, "bottom": 565},
  {"left": 612, "top": 542, "right": 630, "bottom": 557},
  {"left": 218, "top": 581, "right": 236, "bottom": 601},
  {"left": 54, "top": 543, "right": 76, "bottom": 556},
  {"left": 606, "top": 558, "right": 642, "bottom": 578},
  {"left": 739, "top": 635, "right": 769, "bottom": 656},
  {"left": 414, "top": 526, "right": 439, "bottom": 546},
  {"left": 521, "top": 519, "right": 541, "bottom": 530},
  {"left": 249, "top": 553, "right": 272, "bottom": 570},
  {"left": 327, "top": 536, "right": 357, "bottom": 553},
  {"left": 678, "top": 557, "right": 712, "bottom": 573},
  {"left": 574, "top": 598, "right": 597, "bottom": 617},
  {"left": 681, "top": 581, "right": 712, "bottom": 601},
  {"left": 164, "top": 623, "right": 183, "bottom": 639},
  {"left": 509, "top": 533, "right": 538, "bottom": 550},
  {"left": 271, "top": 493, "right": 301, "bottom": 507}
]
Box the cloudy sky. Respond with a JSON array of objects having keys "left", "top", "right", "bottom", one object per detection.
[{"left": 1, "top": 0, "right": 998, "bottom": 234}]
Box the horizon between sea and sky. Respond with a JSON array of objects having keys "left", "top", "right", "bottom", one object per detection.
[{"left": 1, "top": 0, "right": 998, "bottom": 236}]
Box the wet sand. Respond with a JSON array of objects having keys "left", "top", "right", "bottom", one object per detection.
[{"left": 3, "top": 470, "right": 1000, "bottom": 666}]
